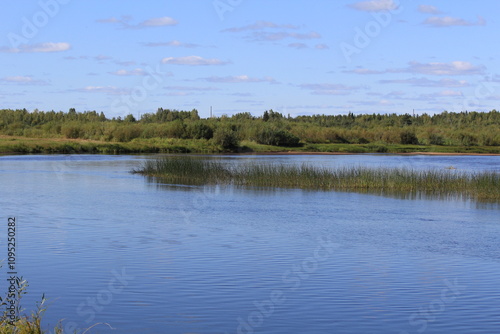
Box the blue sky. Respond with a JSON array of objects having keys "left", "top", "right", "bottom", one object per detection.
[{"left": 1, "top": 0, "right": 499, "bottom": 118}]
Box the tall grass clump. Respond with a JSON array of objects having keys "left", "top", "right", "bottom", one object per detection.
[
  {"left": 0, "top": 273, "right": 63, "bottom": 334},
  {"left": 0, "top": 296, "right": 64, "bottom": 334},
  {"left": 135, "top": 156, "right": 500, "bottom": 202},
  {"left": 133, "top": 156, "right": 232, "bottom": 184}
]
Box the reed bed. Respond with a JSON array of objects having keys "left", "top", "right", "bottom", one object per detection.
[
  {"left": 136, "top": 156, "right": 232, "bottom": 183},
  {"left": 134, "top": 157, "right": 500, "bottom": 201}
]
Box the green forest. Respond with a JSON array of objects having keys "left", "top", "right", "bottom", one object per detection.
[{"left": 1, "top": 108, "right": 500, "bottom": 154}]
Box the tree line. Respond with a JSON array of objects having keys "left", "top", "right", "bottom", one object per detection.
[{"left": 1, "top": 108, "right": 499, "bottom": 149}]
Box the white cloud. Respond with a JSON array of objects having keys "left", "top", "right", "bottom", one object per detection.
[
  {"left": 74, "top": 86, "right": 128, "bottom": 95},
  {"left": 288, "top": 43, "right": 308, "bottom": 49},
  {"left": 423, "top": 16, "right": 486, "bottom": 27},
  {"left": 485, "top": 94, "right": 500, "bottom": 101},
  {"left": 403, "top": 61, "right": 484, "bottom": 76},
  {"left": 94, "top": 55, "right": 112, "bottom": 61},
  {"left": 300, "top": 83, "right": 360, "bottom": 90},
  {"left": 1, "top": 76, "right": 48, "bottom": 85},
  {"left": 347, "top": 62, "right": 484, "bottom": 77},
  {"left": 312, "top": 91, "right": 353, "bottom": 96},
  {"left": 251, "top": 31, "right": 321, "bottom": 42},
  {"left": 114, "top": 60, "right": 137, "bottom": 66},
  {"left": 386, "top": 91, "right": 406, "bottom": 97},
  {"left": 3, "top": 76, "right": 35, "bottom": 83},
  {"left": 230, "top": 93, "right": 253, "bottom": 97},
  {"left": 420, "top": 90, "right": 464, "bottom": 99},
  {"left": 344, "top": 68, "right": 383, "bottom": 75},
  {"left": 204, "top": 75, "right": 277, "bottom": 83},
  {"left": 97, "top": 16, "right": 178, "bottom": 29},
  {"left": 349, "top": 0, "right": 399, "bottom": 12},
  {"left": 96, "top": 17, "right": 122, "bottom": 23},
  {"left": 300, "top": 83, "right": 361, "bottom": 95},
  {"left": 378, "top": 99, "right": 394, "bottom": 106},
  {"left": 352, "top": 99, "right": 397, "bottom": 106},
  {"left": 164, "top": 86, "right": 219, "bottom": 91},
  {"left": 222, "top": 21, "right": 299, "bottom": 32},
  {"left": 224, "top": 20, "right": 322, "bottom": 47},
  {"left": 379, "top": 77, "right": 469, "bottom": 87},
  {"left": 143, "top": 40, "right": 201, "bottom": 48},
  {"left": 315, "top": 44, "right": 330, "bottom": 50},
  {"left": 165, "top": 92, "right": 189, "bottom": 96},
  {"left": 0, "top": 42, "right": 71, "bottom": 53},
  {"left": 64, "top": 55, "right": 89, "bottom": 60},
  {"left": 140, "top": 17, "right": 178, "bottom": 27},
  {"left": 439, "top": 90, "right": 463, "bottom": 97},
  {"left": 161, "top": 56, "right": 229, "bottom": 66},
  {"left": 418, "top": 5, "right": 442, "bottom": 14},
  {"left": 82, "top": 86, "right": 110, "bottom": 92},
  {"left": 233, "top": 99, "right": 265, "bottom": 105},
  {"left": 285, "top": 104, "right": 339, "bottom": 111},
  {"left": 109, "top": 68, "right": 147, "bottom": 76}
]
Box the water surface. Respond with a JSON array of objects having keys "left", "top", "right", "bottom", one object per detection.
[{"left": 0, "top": 154, "right": 499, "bottom": 333}]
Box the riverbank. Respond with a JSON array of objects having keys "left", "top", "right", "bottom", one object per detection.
[
  {"left": 238, "top": 151, "right": 500, "bottom": 156},
  {"left": 1, "top": 135, "right": 500, "bottom": 155}
]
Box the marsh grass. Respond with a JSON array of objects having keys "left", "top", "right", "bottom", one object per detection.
[
  {"left": 135, "top": 156, "right": 500, "bottom": 201},
  {"left": 135, "top": 156, "right": 232, "bottom": 184},
  {"left": 0, "top": 285, "right": 63, "bottom": 334}
]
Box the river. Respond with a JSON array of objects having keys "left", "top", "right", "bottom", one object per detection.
[{"left": 0, "top": 154, "right": 499, "bottom": 333}]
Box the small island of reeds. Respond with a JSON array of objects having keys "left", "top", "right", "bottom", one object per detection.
[{"left": 133, "top": 157, "right": 500, "bottom": 202}]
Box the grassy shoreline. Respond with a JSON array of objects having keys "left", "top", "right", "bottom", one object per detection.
[
  {"left": 2, "top": 135, "right": 500, "bottom": 155},
  {"left": 135, "top": 157, "right": 500, "bottom": 202}
]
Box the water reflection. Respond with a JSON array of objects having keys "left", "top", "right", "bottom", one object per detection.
[{"left": 143, "top": 174, "right": 500, "bottom": 207}]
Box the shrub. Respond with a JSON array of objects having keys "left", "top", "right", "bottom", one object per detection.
[
  {"left": 112, "top": 124, "right": 142, "bottom": 142},
  {"left": 187, "top": 121, "right": 214, "bottom": 140},
  {"left": 271, "top": 130, "right": 300, "bottom": 146},
  {"left": 124, "top": 114, "right": 136, "bottom": 122},
  {"left": 400, "top": 130, "right": 419, "bottom": 145},
  {"left": 458, "top": 133, "right": 477, "bottom": 146},
  {"left": 61, "top": 122, "right": 83, "bottom": 139},
  {"left": 381, "top": 129, "right": 401, "bottom": 144},
  {"left": 324, "top": 129, "right": 348, "bottom": 144},
  {"left": 141, "top": 124, "right": 169, "bottom": 138},
  {"left": 164, "top": 120, "right": 187, "bottom": 139},
  {"left": 428, "top": 133, "right": 445, "bottom": 145},
  {"left": 355, "top": 137, "right": 370, "bottom": 144},
  {"left": 212, "top": 127, "right": 239, "bottom": 150},
  {"left": 254, "top": 127, "right": 300, "bottom": 147},
  {"left": 479, "top": 133, "right": 500, "bottom": 146}
]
